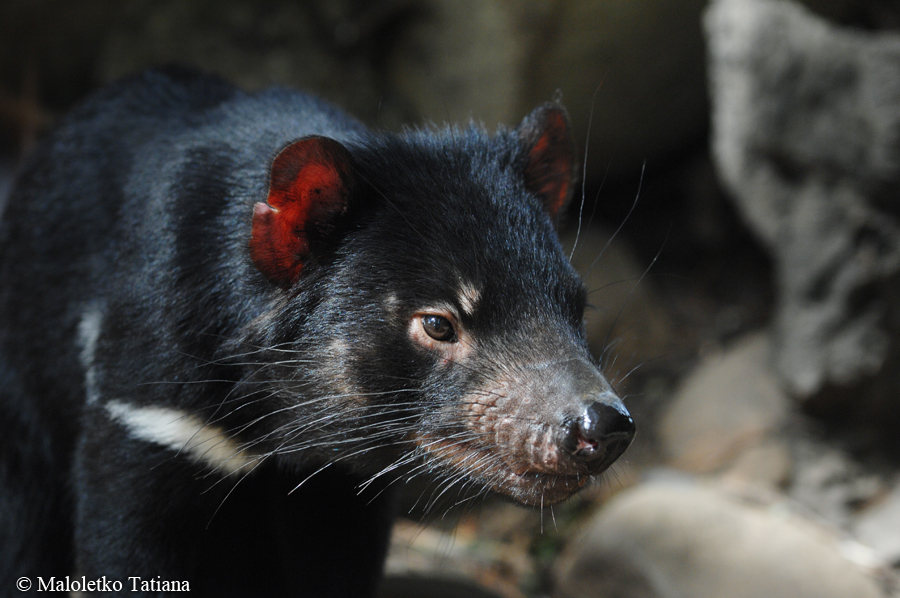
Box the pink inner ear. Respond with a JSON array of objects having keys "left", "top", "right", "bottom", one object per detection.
[{"left": 250, "top": 138, "right": 352, "bottom": 287}]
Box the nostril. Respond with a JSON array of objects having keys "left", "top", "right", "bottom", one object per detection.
[{"left": 564, "top": 401, "right": 636, "bottom": 465}]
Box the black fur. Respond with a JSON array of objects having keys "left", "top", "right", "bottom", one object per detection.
[{"left": 0, "top": 67, "right": 632, "bottom": 597}]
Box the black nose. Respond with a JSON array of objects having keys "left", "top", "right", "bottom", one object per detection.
[{"left": 564, "top": 401, "right": 635, "bottom": 471}]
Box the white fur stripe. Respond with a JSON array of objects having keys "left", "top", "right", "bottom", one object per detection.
[
  {"left": 104, "top": 400, "right": 255, "bottom": 475},
  {"left": 77, "top": 307, "right": 103, "bottom": 405}
]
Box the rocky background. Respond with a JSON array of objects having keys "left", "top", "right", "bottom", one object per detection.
[{"left": 2, "top": 0, "right": 900, "bottom": 596}]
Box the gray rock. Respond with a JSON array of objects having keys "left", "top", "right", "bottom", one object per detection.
[
  {"left": 706, "top": 0, "right": 900, "bottom": 417},
  {"left": 554, "top": 477, "right": 887, "bottom": 598},
  {"left": 389, "top": 0, "right": 711, "bottom": 181},
  {"left": 378, "top": 575, "right": 506, "bottom": 598},
  {"left": 384, "top": 0, "right": 539, "bottom": 130},
  {"left": 94, "top": 0, "right": 710, "bottom": 180},
  {"left": 561, "top": 226, "right": 680, "bottom": 376},
  {"left": 98, "top": 0, "right": 413, "bottom": 126},
  {"left": 525, "top": 0, "right": 709, "bottom": 180},
  {"left": 659, "top": 332, "right": 789, "bottom": 473},
  {"left": 789, "top": 436, "right": 884, "bottom": 527},
  {"left": 384, "top": 517, "right": 530, "bottom": 598},
  {"left": 724, "top": 439, "right": 792, "bottom": 488},
  {"left": 855, "top": 479, "right": 900, "bottom": 566}
]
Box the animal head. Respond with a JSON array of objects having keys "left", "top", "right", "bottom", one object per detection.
[{"left": 246, "top": 103, "right": 634, "bottom": 507}]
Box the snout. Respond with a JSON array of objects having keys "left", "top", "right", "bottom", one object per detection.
[
  {"left": 417, "top": 356, "right": 637, "bottom": 506},
  {"left": 561, "top": 395, "right": 635, "bottom": 474}
]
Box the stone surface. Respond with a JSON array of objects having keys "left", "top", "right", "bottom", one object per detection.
[
  {"left": 98, "top": 0, "right": 410, "bottom": 126},
  {"left": 706, "top": 0, "right": 900, "bottom": 424},
  {"left": 798, "top": 0, "right": 900, "bottom": 29},
  {"left": 659, "top": 332, "right": 789, "bottom": 473},
  {"left": 855, "top": 479, "right": 900, "bottom": 566},
  {"left": 384, "top": 514, "right": 532, "bottom": 598},
  {"left": 379, "top": 575, "right": 507, "bottom": 598},
  {"left": 0, "top": 0, "right": 719, "bottom": 188},
  {"left": 554, "top": 477, "right": 888, "bottom": 598},
  {"left": 525, "top": 0, "right": 709, "bottom": 180},
  {"left": 561, "top": 226, "right": 680, "bottom": 378},
  {"left": 788, "top": 436, "right": 884, "bottom": 528},
  {"left": 723, "top": 439, "right": 792, "bottom": 489},
  {"left": 384, "top": 0, "right": 540, "bottom": 130}
]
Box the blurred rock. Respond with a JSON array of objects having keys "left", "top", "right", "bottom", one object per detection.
[
  {"left": 561, "top": 225, "right": 681, "bottom": 380},
  {"left": 379, "top": 575, "right": 508, "bottom": 598},
  {"left": 789, "top": 436, "right": 884, "bottom": 527},
  {"left": 724, "top": 439, "right": 792, "bottom": 489},
  {"left": 798, "top": 0, "right": 900, "bottom": 30},
  {"left": 385, "top": 1, "right": 541, "bottom": 130},
  {"left": 525, "top": 0, "right": 709, "bottom": 181},
  {"left": 3, "top": 0, "right": 714, "bottom": 183},
  {"left": 384, "top": 516, "right": 531, "bottom": 598},
  {"left": 388, "top": 0, "right": 712, "bottom": 179},
  {"left": 98, "top": 0, "right": 415, "bottom": 126},
  {"left": 378, "top": 575, "right": 510, "bottom": 598},
  {"left": 706, "top": 0, "right": 900, "bottom": 428},
  {"left": 659, "top": 332, "right": 789, "bottom": 473},
  {"left": 554, "top": 477, "right": 888, "bottom": 598},
  {"left": 855, "top": 479, "right": 900, "bottom": 566},
  {"left": 0, "top": 0, "right": 121, "bottom": 109}
]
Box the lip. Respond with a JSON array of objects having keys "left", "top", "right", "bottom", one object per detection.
[
  {"left": 413, "top": 434, "right": 593, "bottom": 506},
  {"left": 496, "top": 469, "right": 590, "bottom": 506}
]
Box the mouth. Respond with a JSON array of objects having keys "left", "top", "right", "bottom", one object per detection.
[
  {"left": 413, "top": 434, "right": 596, "bottom": 506},
  {"left": 496, "top": 469, "right": 591, "bottom": 506}
]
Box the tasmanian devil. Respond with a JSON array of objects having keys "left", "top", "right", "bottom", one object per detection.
[{"left": 0, "top": 67, "right": 634, "bottom": 597}]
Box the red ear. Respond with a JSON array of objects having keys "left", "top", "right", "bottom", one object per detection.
[
  {"left": 250, "top": 136, "right": 356, "bottom": 287},
  {"left": 518, "top": 103, "right": 575, "bottom": 220}
]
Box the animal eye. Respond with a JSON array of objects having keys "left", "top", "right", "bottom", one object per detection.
[{"left": 421, "top": 315, "right": 455, "bottom": 342}]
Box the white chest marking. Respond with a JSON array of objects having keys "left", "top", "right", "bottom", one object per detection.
[{"left": 104, "top": 400, "right": 255, "bottom": 475}]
